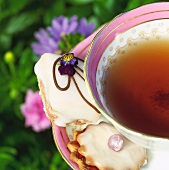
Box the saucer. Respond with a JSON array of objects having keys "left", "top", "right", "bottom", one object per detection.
[
  {"left": 52, "top": 122, "right": 78, "bottom": 170},
  {"left": 52, "top": 115, "right": 169, "bottom": 170}
]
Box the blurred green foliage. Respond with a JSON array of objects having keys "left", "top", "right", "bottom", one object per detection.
[{"left": 0, "top": 0, "right": 162, "bottom": 169}]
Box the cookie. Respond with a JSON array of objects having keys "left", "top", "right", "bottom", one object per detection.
[
  {"left": 34, "top": 53, "right": 100, "bottom": 126},
  {"left": 68, "top": 122, "right": 147, "bottom": 170}
]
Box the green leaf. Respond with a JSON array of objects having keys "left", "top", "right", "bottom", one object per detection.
[
  {"left": 66, "top": 5, "right": 93, "bottom": 18},
  {"left": 5, "top": 12, "right": 36, "bottom": 34},
  {"left": 93, "top": 1, "right": 114, "bottom": 23},
  {"left": 102, "top": 0, "right": 115, "bottom": 11},
  {"left": 7, "top": 0, "right": 29, "bottom": 13},
  {"left": 0, "top": 33, "right": 11, "bottom": 50},
  {"left": 0, "top": 0, "right": 30, "bottom": 20},
  {"left": 125, "top": 0, "right": 141, "bottom": 11},
  {"left": 0, "top": 146, "right": 17, "bottom": 155},
  {"left": 19, "top": 48, "right": 33, "bottom": 68},
  {"left": 143, "top": 0, "right": 158, "bottom": 4},
  {"left": 68, "top": 0, "right": 93, "bottom": 5},
  {"left": 0, "top": 122, "right": 3, "bottom": 132},
  {"left": 44, "top": 1, "right": 65, "bottom": 25},
  {"left": 0, "top": 152, "right": 16, "bottom": 170},
  {"left": 17, "top": 48, "right": 36, "bottom": 91},
  {"left": 0, "top": 147, "right": 17, "bottom": 170},
  {"left": 0, "top": 153, "right": 14, "bottom": 160},
  {"left": 58, "top": 33, "right": 85, "bottom": 53},
  {"left": 125, "top": 0, "right": 158, "bottom": 11},
  {"left": 50, "top": 153, "right": 67, "bottom": 170},
  {"left": 88, "top": 16, "right": 100, "bottom": 29},
  {"left": 0, "top": 59, "right": 10, "bottom": 77}
]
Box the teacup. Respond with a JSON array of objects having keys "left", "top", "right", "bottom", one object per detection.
[{"left": 84, "top": 2, "right": 169, "bottom": 151}]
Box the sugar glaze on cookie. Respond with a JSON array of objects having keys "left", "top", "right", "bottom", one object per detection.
[
  {"left": 34, "top": 53, "right": 100, "bottom": 126},
  {"left": 77, "top": 122, "right": 147, "bottom": 170}
]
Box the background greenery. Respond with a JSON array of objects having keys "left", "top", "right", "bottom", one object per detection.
[{"left": 0, "top": 0, "right": 163, "bottom": 169}]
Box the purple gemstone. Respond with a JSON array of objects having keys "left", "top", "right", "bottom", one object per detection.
[{"left": 108, "top": 134, "right": 124, "bottom": 152}]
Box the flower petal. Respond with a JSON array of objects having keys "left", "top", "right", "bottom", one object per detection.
[
  {"left": 61, "top": 17, "right": 69, "bottom": 33},
  {"left": 78, "top": 18, "right": 95, "bottom": 37},
  {"left": 20, "top": 90, "right": 51, "bottom": 132}
]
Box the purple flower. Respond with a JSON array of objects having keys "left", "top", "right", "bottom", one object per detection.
[
  {"left": 77, "top": 18, "right": 95, "bottom": 37},
  {"left": 32, "top": 15, "right": 95, "bottom": 55},
  {"left": 58, "top": 65, "right": 75, "bottom": 76},
  {"left": 60, "top": 53, "right": 78, "bottom": 66},
  {"left": 58, "top": 53, "right": 78, "bottom": 76},
  {"left": 32, "top": 29, "right": 57, "bottom": 55},
  {"left": 20, "top": 89, "right": 51, "bottom": 132},
  {"left": 60, "top": 57, "right": 78, "bottom": 66}
]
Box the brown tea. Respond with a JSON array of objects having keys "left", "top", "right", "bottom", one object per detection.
[{"left": 104, "top": 38, "right": 169, "bottom": 138}]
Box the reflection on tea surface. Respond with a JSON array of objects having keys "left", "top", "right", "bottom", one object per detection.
[{"left": 104, "top": 38, "right": 169, "bottom": 138}]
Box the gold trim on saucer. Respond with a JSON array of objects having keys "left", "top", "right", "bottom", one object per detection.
[{"left": 51, "top": 120, "right": 76, "bottom": 170}]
